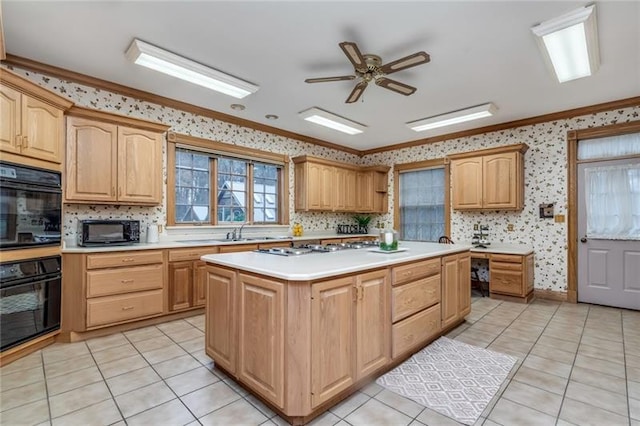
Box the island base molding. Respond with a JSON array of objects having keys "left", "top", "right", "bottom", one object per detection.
[{"left": 490, "top": 291, "right": 535, "bottom": 304}]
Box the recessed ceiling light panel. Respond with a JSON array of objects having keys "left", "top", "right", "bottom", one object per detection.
[
  {"left": 407, "top": 103, "right": 497, "bottom": 132},
  {"left": 298, "top": 107, "right": 366, "bottom": 135},
  {"left": 531, "top": 5, "right": 599, "bottom": 83},
  {"left": 125, "top": 39, "right": 259, "bottom": 98}
]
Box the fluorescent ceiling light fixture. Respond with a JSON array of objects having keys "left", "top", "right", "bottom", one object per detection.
[
  {"left": 531, "top": 5, "right": 599, "bottom": 83},
  {"left": 407, "top": 103, "right": 498, "bottom": 132},
  {"left": 299, "top": 107, "right": 366, "bottom": 135},
  {"left": 125, "top": 39, "right": 258, "bottom": 98}
]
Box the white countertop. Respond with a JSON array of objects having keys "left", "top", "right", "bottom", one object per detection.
[
  {"left": 201, "top": 241, "right": 472, "bottom": 281},
  {"left": 61, "top": 233, "right": 380, "bottom": 253},
  {"left": 467, "top": 242, "right": 534, "bottom": 256}
]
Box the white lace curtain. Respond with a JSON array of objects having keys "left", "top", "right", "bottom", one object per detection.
[
  {"left": 578, "top": 132, "right": 640, "bottom": 160},
  {"left": 584, "top": 164, "right": 640, "bottom": 240}
]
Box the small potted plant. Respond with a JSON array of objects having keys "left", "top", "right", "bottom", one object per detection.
[{"left": 353, "top": 215, "right": 371, "bottom": 234}]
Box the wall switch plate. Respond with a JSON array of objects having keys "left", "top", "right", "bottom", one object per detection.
[
  {"left": 554, "top": 214, "right": 565, "bottom": 223},
  {"left": 507, "top": 224, "right": 514, "bottom": 231},
  {"left": 473, "top": 224, "right": 479, "bottom": 230}
]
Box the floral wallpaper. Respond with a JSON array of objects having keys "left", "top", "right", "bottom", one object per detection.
[{"left": 6, "top": 65, "right": 639, "bottom": 293}]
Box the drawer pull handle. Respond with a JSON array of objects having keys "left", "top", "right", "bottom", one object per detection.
[
  {"left": 122, "top": 306, "right": 134, "bottom": 311},
  {"left": 122, "top": 258, "right": 135, "bottom": 262},
  {"left": 121, "top": 279, "right": 134, "bottom": 284}
]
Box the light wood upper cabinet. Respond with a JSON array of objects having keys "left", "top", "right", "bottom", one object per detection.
[
  {"left": 0, "top": 69, "right": 73, "bottom": 170},
  {"left": 293, "top": 155, "right": 389, "bottom": 213},
  {"left": 448, "top": 143, "right": 528, "bottom": 211},
  {"left": 65, "top": 107, "right": 169, "bottom": 205}
]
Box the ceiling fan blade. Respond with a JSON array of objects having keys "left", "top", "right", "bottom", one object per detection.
[
  {"left": 305, "top": 75, "right": 356, "bottom": 83},
  {"left": 375, "top": 77, "right": 416, "bottom": 96},
  {"left": 339, "top": 42, "right": 367, "bottom": 73},
  {"left": 346, "top": 81, "right": 368, "bottom": 103},
  {"left": 379, "top": 51, "right": 430, "bottom": 74}
]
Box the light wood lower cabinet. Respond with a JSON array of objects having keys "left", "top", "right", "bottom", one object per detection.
[
  {"left": 168, "top": 247, "right": 219, "bottom": 311},
  {"left": 62, "top": 250, "right": 166, "bottom": 334},
  {"left": 489, "top": 253, "right": 534, "bottom": 302},
  {"left": 205, "top": 251, "right": 470, "bottom": 423},
  {"left": 441, "top": 252, "right": 471, "bottom": 330}
]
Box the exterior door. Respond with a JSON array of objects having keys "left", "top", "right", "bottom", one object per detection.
[{"left": 578, "top": 157, "right": 640, "bottom": 310}]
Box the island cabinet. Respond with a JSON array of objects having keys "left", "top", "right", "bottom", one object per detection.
[
  {"left": 390, "top": 258, "right": 442, "bottom": 359},
  {"left": 441, "top": 252, "right": 472, "bottom": 329},
  {"left": 65, "top": 107, "right": 169, "bottom": 205},
  {"left": 448, "top": 143, "right": 528, "bottom": 211},
  {"left": 203, "top": 245, "right": 470, "bottom": 425},
  {"left": 0, "top": 69, "right": 73, "bottom": 171},
  {"left": 312, "top": 269, "right": 390, "bottom": 407}
]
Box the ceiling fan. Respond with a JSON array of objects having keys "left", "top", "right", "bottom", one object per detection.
[{"left": 305, "top": 41, "right": 430, "bottom": 104}]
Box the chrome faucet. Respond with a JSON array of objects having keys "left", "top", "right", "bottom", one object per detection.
[{"left": 237, "top": 221, "right": 251, "bottom": 239}]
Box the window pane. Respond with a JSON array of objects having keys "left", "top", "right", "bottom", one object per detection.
[
  {"left": 253, "top": 163, "right": 279, "bottom": 223},
  {"left": 217, "top": 157, "right": 247, "bottom": 223},
  {"left": 398, "top": 167, "right": 445, "bottom": 241},
  {"left": 174, "top": 149, "right": 211, "bottom": 224}
]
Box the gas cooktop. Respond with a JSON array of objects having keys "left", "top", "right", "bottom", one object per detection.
[
  {"left": 254, "top": 247, "right": 313, "bottom": 256},
  {"left": 254, "top": 240, "right": 380, "bottom": 256}
]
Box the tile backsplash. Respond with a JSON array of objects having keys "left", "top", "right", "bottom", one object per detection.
[{"left": 7, "top": 65, "right": 639, "bottom": 293}]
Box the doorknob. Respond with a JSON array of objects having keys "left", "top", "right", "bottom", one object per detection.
[{"left": 580, "top": 237, "right": 587, "bottom": 243}]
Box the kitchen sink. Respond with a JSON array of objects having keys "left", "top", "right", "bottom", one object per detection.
[{"left": 176, "top": 236, "right": 292, "bottom": 244}]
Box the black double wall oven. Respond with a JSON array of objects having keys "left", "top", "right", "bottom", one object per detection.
[{"left": 0, "top": 161, "right": 62, "bottom": 351}]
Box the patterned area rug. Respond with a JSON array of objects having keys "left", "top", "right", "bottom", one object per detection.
[{"left": 376, "top": 337, "right": 517, "bottom": 425}]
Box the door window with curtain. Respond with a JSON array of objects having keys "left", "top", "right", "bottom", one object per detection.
[
  {"left": 579, "top": 132, "right": 640, "bottom": 240},
  {"left": 398, "top": 166, "right": 446, "bottom": 241}
]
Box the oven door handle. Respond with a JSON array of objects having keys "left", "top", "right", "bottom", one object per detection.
[
  {"left": 0, "top": 272, "right": 61, "bottom": 289},
  {"left": 0, "top": 180, "right": 62, "bottom": 194}
]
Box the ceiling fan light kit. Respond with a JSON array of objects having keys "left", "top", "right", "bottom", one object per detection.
[
  {"left": 305, "top": 41, "right": 430, "bottom": 103},
  {"left": 407, "top": 103, "right": 498, "bottom": 132},
  {"left": 299, "top": 107, "right": 366, "bottom": 135},
  {"left": 531, "top": 5, "right": 600, "bottom": 83},
  {"left": 125, "top": 38, "right": 259, "bottom": 98}
]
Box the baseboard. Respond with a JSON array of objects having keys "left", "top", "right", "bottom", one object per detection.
[{"left": 534, "top": 289, "right": 568, "bottom": 302}]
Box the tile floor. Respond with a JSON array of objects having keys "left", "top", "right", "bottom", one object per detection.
[{"left": 1, "top": 295, "right": 639, "bottom": 426}]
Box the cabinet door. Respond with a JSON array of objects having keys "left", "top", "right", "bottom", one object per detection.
[
  {"left": 344, "top": 169, "right": 358, "bottom": 211},
  {"left": 193, "top": 260, "right": 208, "bottom": 307},
  {"left": 441, "top": 254, "right": 459, "bottom": 329},
  {"left": 356, "top": 171, "right": 374, "bottom": 212},
  {"left": 237, "top": 273, "right": 284, "bottom": 408},
  {"left": 21, "top": 95, "right": 65, "bottom": 163},
  {"left": 320, "top": 164, "right": 334, "bottom": 210},
  {"left": 457, "top": 253, "right": 471, "bottom": 318},
  {"left": 334, "top": 167, "right": 347, "bottom": 211},
  {"left": 206, "top": 266, "right": 236, "bottom": 374},
  {"left": 169, "top": 261, "right": 193, "bottom": 311},
  {"left": 66, "top": 117, "right": 118, "bottom": 202},
  {"left": 355, "top": 269, "right": 389, "bottom": 379},
  {"left": 483, "top": 152, "right": 517, "bottom": 209},
  {"left": 311, "top": 276, "right": 355, "bottom": 408},
  {"left": 117, "top": 126, "right": 163, "bottom": 204},
  {"left": 0, "top": 84, "right": 21, "bottom": 154},
  {"left": 451, "top": 158, "right": 483, "bottom": 209},
  {"left": 307, "top": 162, "right": 324, "bottom": 210}
]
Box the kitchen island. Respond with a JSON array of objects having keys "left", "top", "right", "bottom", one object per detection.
[{"left": 202, "top": 241, "right": 472, "bottom": 425}]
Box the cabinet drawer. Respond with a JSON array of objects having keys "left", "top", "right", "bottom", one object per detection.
[
  {"left": 218, "top": 244, "right": 258, "bottom": 253},
  {"left": 392, "top": 304, "right": 440, "bottom": 358},
  {"left": 86, "top": 250, "right": 163, "bottom": 269},
  {"left": 87, "top": 264, "right": 163, "bottom": 298},
  {"left": 169, "top": 247, "right": 218, "bottom": 262},
  {"left": 490, "top": 261, "right": 522, "bottom": 271},
  {"left": 490, "top": 254, "right": 522, "bottom": 263},
  {"left": 86, "top": 289, "right": 163, "bottom": 328},
  {"left": 490, "top": 270, "right": 523, "bottom": 296},
  {"left": 392, "top": 275, "right": 440, "bottom": 322},
  {"left": 392, "top": 258, "right": 440, "bottom": 286}
]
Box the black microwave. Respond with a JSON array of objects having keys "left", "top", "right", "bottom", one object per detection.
[{"left": 78, "top": 220, "right": 140, "bottom": 246}]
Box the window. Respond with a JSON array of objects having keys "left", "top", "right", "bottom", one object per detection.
[
  {"left": 167, "top": 133, "right": 288, "bottom": 226},
  {"left": 394, "top": 159, "right": 449, "bottom": 242}
]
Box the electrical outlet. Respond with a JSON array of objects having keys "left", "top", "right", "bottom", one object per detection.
[
  {"left": 507, "top": 224, "right": 514, "bottom": 231},
  {"left": 473, "top": 224, "right": 479, "bottom": 231}
]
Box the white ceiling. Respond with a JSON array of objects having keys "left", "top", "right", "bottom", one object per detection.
[{"left": 3, "top": 1, "right": 639, "bottom": 151}]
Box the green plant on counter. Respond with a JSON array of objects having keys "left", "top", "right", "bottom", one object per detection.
[{"left": 352, "top": 215, "right": 372, "bottom": 227}]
